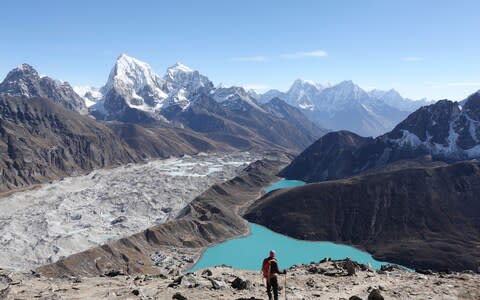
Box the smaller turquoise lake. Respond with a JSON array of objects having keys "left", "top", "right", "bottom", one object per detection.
[
  {"left": 189, "top": 179, "right": 388, "bottom": 272},
  {"left": 263, "top": 179, "right": 306, "bottom": 193}
]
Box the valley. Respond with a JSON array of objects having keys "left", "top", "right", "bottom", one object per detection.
[
  {"left": 2, "top": 2, "right": 480, "bottom": 299},
  {"left": 0, "top": 152, "right": 260, "bottom": 271}
]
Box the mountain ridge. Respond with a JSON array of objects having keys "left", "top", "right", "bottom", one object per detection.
[
  {"left": 254, "top": 79, "right": 433, "bottom": 136},
  {"left": 281, "top": 92, "right": 480, "bottom": 182}
]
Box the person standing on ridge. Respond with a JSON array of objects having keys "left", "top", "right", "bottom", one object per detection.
[{"left": 261, "top": 250, "right": 286, "bottom": 300}]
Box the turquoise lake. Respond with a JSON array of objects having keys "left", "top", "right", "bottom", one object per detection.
[
  {"left": 263, "top": 179, "right": 306, "bottom": 193},
  {"left": 189, "top": 179, "right": 387, "bottom": 272}
]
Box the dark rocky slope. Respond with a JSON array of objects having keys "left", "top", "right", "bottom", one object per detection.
[
  {"left": 37, "top": 158, "right": 288, "bottom": 277},
  {"left": 0, "top": 95, "right": 241, "bottom": 193},
  {"left": 165, "top": 94, "right": 325, "bottom": 153},
  {"left": 247, "top": 161, "right": 480, "bottom": 272},
  {"left": 0, "top": 95, "right": 140, "bottom": 193},
  {"left": 106, "top": 122, "right": 235, "bottom": 159}
]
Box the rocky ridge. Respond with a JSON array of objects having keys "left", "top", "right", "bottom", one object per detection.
[
  {"left": 3, "top": 260, "right": 479, "bottom": 299},
  {"left": 253, "top": 79, "right": 433, "bottom": 137}
]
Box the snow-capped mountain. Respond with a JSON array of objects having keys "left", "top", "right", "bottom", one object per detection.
[
  {"left": 161, "top": 62, "right": 214, "bottom": 110},
  {"left": 212, "top": 86, "right": 265, "bottom": 112},
  {"left": 0, "top": 64, "right": 87, "bottom": 113},
  {"left": 83, "top": 54, "right": 324, "bottom": 150},
  {"left": 387, "top": 91, "right": 480, "bottom": 158},
  {"left": 73, "top": 86, "right": 103, "bottom": 107},
  {"left": 284, "top": 79, "right": 326, "bottom": 109},
  {"left": 281, "top": 90, "right": 480, "bottom": 183},
  {"left": 92, "top": 54, "right": 272, "bottom": 123},
  {"left": 164, "top": 63, "right": 213, "bottom": 93},
  {"left": 255, "top": 79, "right": 431, "bottom": 137},
  {"left": 101, "top": 54, "right": 167, "bottom": 114},
  {"left": 368, "top": 89, "right": 432, "bottom": 112}
]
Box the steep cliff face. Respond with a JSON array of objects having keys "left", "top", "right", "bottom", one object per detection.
[
  {"left": 0, "top": 95, "right": 140, "bottom": 192},
  {"left": 247, "top": 161, "right": 480, "bottom": 272}
]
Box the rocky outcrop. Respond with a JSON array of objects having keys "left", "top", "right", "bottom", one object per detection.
[{"left": 247, "top": 161, "right": 480, "bottom": 272}]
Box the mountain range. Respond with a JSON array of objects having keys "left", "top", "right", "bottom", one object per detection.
[
  {"left": 0, "top": 54, "right": 433, "bottom": 141},
  {"left": 68, "top": 54, "right": 432, "bottom": 137},
  {"left": 280, "top": 91, "right": 480, "bottom": 182},
  {"left": 251, "top": 79, "right": 433, "bottom": 137},
  {"left": 0, "top": 57, "right": 326, "bottom": 192}
]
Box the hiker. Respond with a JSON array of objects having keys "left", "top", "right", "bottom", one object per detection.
[{"left": 262, "top": 250, "right": 286, "bottom": 300}]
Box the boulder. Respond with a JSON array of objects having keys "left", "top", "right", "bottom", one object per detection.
[
  {"left": 380, "top": 264, "right": 401, "bottom": 272},
  {"left": 368, "top": 289, "right": 384, "bottom": 300},
  {"left": 104, "top": 270, "right": 124, "bottom": 277},
  {"left": 416, "top": 269, "right": 434, "bottom": 275},
  {"left": 172, "top": 292, "right": 188, "bottom": 300},
  {"left": 231, "top": 277, "right": 251, "bottom": 290},
  {"left": 110, "top": 216, "right": 127, "bottom": 225},
  {"left": 343, "top": 259, "right": 356, "bottom": 275}
]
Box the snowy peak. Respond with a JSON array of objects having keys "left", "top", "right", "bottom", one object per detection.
[
  {"left": 100, "top": 54, "right": 167, "bottom": 114},
  {"left": 0, "top": 64, "right": 41, "bottom": 97},
  {"left": 330, "top": 80, "right": 364, "bottom": 95},
  {"left": 166, "top": 62, "right": 194, "bottom": 76},
  {"left": 7, "top": 63, "right": 40, "bottom": 79},
  {"left": 369, "top": 88, "right": 432, "bottom": 112},
  {"left": 0, "top": 64, "right": 87, "bottom": 113},
  {"left": 289, "top": 78, "right": 324, "bottom": 91},
  {"left": 387, "top": 99, "right": 480, "bottom": 158},
  {"left": 163, "top": 62, "right": 213, "bottom": 94},
  {"left": 105, "top": 54, "right": 165, "bottom": 97},
  {"left": 319, "top": 80, "right": 369, "bottom": 109},
  {"left": 212, "top": 86, "right": 265, "bottom": 112},
  {"left": 282, "top": 78, "right": 324, "bottom": 108},
  {"left": 73, "top": 86, "right": 103, "bottom": 107}
]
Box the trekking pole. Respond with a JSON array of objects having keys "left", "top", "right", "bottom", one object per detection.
[{"left": 284, "top": 273, "right": 287, "bottom": 300}]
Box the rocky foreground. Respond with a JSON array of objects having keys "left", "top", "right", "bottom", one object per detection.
[{"left": 2, "top": 259, "right": 479, "bottom": 299}]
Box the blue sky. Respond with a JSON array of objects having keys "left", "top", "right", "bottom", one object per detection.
[{"left": 0, "top": 0, "right": 479, "bottom": 100}]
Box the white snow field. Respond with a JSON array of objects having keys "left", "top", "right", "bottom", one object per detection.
[{"left": 0, "top": 152, "right": 260, "bottom": 271}]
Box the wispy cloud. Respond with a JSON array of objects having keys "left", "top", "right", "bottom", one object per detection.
[
  {"left": 403, "top": 56, "right": 422, "bottom": 62},
  {"left": 280, "top": 49, "right": 328, "bottom": 59},
  {"left": 231, "top": 55, "right": 267, "bottom": 62},
  {"left": 242, "top": 83, "right": 270, "bottom": 92},
  {"left": 447, "top": 82, "right": 480, "bottom": 87},
  {"left": 232, "top": 49, "right": 329, "bottom": 62}
]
